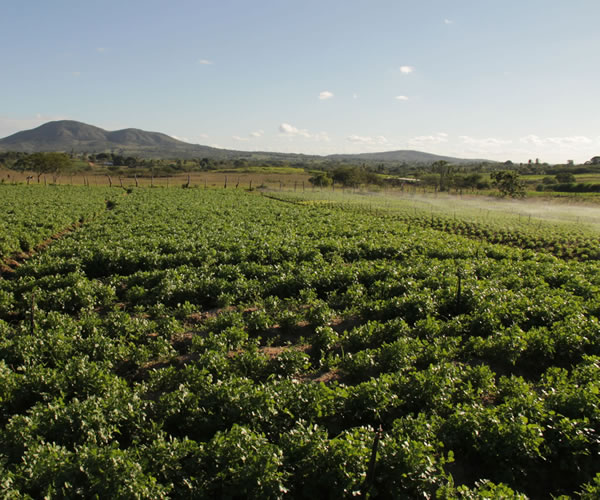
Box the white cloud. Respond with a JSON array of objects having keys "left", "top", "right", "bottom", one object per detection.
[
  {"left": 457, "top": 136, "right": 513, "bottom": 155},
  {"left": 319, "top": 90, "right": 334, "bottom": 100},
  {"left": 395, "top": 95, "right": 409, "bottom": 101},
  {"left": 460, "top": 136, "right": 512, "bottom": 147},
  {"left": 347, "top": 135, "right": 388, "bottom": 146},
  {"left": 278, "top": 123, "right": 330, "bottom": 142},
  {"left": 353, "top": 93, "right": 358, "bottom": 99},
  {"left": 231, "top": 130, "right": 265, "bottom": 141},
  {"left": 513, "top": 135, "right": 599, "bottom": 162},
  {"left": 198, "top": 59, "right": 213, "bottom": 65},
  {"left": 408, "top": 133, "right": 449, "bottom": 147},
  {"left": 444, "top": 134, "right": 600, "bottom": 162},
  {"left": 96, "top": 47, "right": 106, "bottom": 53},
  {"left": 314, "top": 131, "right": 331, "bottom": 142},
  {"left": 399, "top": 66, "right": 414, "bottom": 74},
  {"left": 72, "top": 71, "right": 81, "bottom": 77},
  {"left": 444, "top": 19, "right": 453, "bottom": 25},
  {"left": 279, "top": 123, "right": 311, "bottom": 138},
  {"left": 519, "top": 134, "right": 593, "bottom": 147},
  {"left": 519, "top": 135, "right": 543, "bottom": 146}
]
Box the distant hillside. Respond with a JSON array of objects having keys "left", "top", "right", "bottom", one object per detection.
[
  {"left": 0, "top": 120, "right": 493, "bottom": 164},
  {"left": 0, "top": 120, "right": 237, "bottom": 159},
  {"left": 326, "top": 150, "right": 487, "bottom": 164}
]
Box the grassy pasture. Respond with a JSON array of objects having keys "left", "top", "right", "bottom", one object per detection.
[
  {"left": 0, "top": 167, "right": 312, "bottom": 190},
  {"left": 522, "top": 173, "right": 600, "bottom": 182}
]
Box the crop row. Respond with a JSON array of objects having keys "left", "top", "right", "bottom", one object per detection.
[
  {"left": 0, "top": 185, "right": 110, "bottom": 262},
  {"left": 1, "top": 187, "right": 599, "bottom": 497},
  {"left": 265, "top": 192, "right": 600, "bottom": 261},
  {"left": 393, "top": 214, "right": 600, "bottom": 261}
]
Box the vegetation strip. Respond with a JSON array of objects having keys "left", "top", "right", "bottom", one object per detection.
[
  {"left": 0, "top": 220, "right": 85, "bottom": 277},
  {"left": 266, "top": 191, "right": 600, "bottom": 261}
]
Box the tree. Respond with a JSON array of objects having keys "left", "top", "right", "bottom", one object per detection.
[
  {"left": 465, "top": 173, "right": 489, "bottom": 190},
  {"left": 452, "top": 172, "right": 487, "bottom": 192},
  {"left": 2, "top": 152, "right": 29, "bottom": 171},
  {"left": 199, "top": 157, "right": 214, "bottom": 170},
  {"left": 419, "top": 173, "right": 441, "bottom": 191},
  {"left": 490, "top": 170, "right": 525, "bottom": 198},
  {"left": 308, "top": 172, "right": 332, "bottom": 187},
  {"left": 124, "top": 156, "right": 138, "bottom": 168},
  {"left": 331, "top": 166, "right": 364, "bottom": 187},
  {"left": 555, "top": 172, "right": 576, "bottom": 183},
  {"left": 111, "top": 154, "right": 125, "bottom": 166},
  {"left": 28, "top": 152, "right": 71, "bottom": 183},
  {"left": 431, "top": 160, "right": 455, "bottom": 191},
  {"left": 330, "top": 166, "right": 382, "bottom": 187}
]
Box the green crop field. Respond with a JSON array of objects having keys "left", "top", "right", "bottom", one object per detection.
[{"left": 1, "top": 184, "right": 600, "bottom": 498}]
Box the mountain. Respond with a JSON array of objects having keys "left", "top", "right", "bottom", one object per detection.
[
  {"left": 326, "top": 150, "right": 485, "bottom": 164},
  {"left": 0, "top": 120, "right": 492, "bottom": 164},
  {"left": 0, "top": 120, "right": 239, "bottom": 159}
]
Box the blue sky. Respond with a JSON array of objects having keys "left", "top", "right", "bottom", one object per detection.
[{"left": 1, "top": 0, "right": 599, "bottom": 163}]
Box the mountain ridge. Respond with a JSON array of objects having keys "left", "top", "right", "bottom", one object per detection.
[{"left": 0, "top": 120, "right": 491, "bottom": 164}]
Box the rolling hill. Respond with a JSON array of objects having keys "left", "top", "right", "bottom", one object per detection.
[
  {"left": 326, "top": 150, "right": 485, "bottom": 164},
  {"left": 0, "top": 120, "right": 491, "bottom": 164},
  {"left": 0, "top": 120, "right": 234, "bottom": 159}
]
